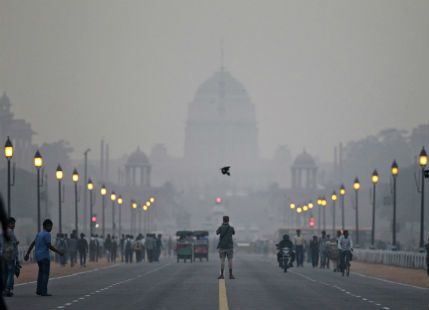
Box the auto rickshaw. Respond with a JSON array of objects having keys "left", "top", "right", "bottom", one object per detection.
[
  {"left": 176, "top": 231, "right": 194, "bottom": 263},
  {"left": 193, "top": 231, "right": 209, "bottom": 262}
]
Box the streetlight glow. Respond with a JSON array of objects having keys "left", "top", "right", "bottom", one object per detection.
[
  {"left": 353, "top": 178, "right": 360, "bottom": 190},
  {"left": 322, "top": 198, "right": 327, "bottom": 206},
  {"left": 110, "top": 192, "right": 116, "bottom": 201},
  {"left": 72, "top": 169, "right": 79, "bottom": 182},
  {"left": 297, "top": 207, "right": 302, "bottom": 213},
  {"left": 308, "top": 202, "right": 314, "bottom": 209},
  {"left": 340, "top": 184, "right": 346, "bottom": 196},
  {"left": 56, "top": 165, "right": 63, "bottom": 180},
  {"left": 391, "top": 160, "right": 399, "bottom": 176},
  {"left": 117, "top": 196, "right": 123, "bottom": 205},
  {"left": 4, "top": 136, "right": 13, "bottom": 159},
  {"left": 150, "top": 197, "right": 155, "bottom": 203},
  {"left": 372, "top": 170, "right": 379, "bottom": 184},
  {"left": 303, "top": 205, "right": 308, "bottom": 211},
  {"left": 419, "top": 147, "right": 427, "bottom": 167},
  {"left": 331, "top": 192, "right": 337, "bottom": 201},
  {"left": 132, "top": 202, "right": 137, "bottom": 209},
  {"left": 290, "top": 203, "right": 295, "bottom": 209},
  {"left": 87, "top": 179, "right": 94, "bottom": 191},
  {"left": 146, "top": 201, "right": 151, "bottom": 207},
  {"left": 143, "top": 205, "right": 148, "bottom": 211},
  {"left": 100, "top": 185, "right": 107, "bottom": 196},
  {"left": 34, "top": 150, "right": 43, "bottom": 168}
]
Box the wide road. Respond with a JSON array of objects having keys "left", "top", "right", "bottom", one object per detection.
[{"left": 6, "top": 254, "right": 429, "bottom": 310}]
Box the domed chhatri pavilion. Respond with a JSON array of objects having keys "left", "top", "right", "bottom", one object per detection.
[
  {"left": 184, "top": 67, "right": 259, "bottom": 168},
  {"left": 125, "top": 147, "right": 151, "bottom": 188},
  {"left": 291, "top": 150, "right": 318, "bottom": 190}
]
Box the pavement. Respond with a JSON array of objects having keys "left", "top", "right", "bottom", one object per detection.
[{"left": 5, "top": 254, "right": 429, "bottom": 310}]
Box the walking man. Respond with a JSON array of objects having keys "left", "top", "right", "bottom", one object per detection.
[
  {"left": 216, "top": 215, "right": 235, "bottom": 279},
  {"left": 293, "top": 229, "right": 305, "bottom": 267},
  {"left": 24, "top": 219, "right": 64, "bottom": 296},
  {"left": 77, "top": 233, "right": 88, "bottom": 267}
]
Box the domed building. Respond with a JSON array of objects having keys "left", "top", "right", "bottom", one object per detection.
[
  {"left": 291, "top": 150, "right": 318, "bottom": 189},
  {"left": 125, "top": 147, "right": 151, "bottom": 188},
  {"left": 184, "top": 67, "right": 259, "bottom": 169}
]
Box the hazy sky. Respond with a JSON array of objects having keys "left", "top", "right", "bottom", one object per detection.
[{"left": 1, "top": 0, "right": 428, "bottom": 161}]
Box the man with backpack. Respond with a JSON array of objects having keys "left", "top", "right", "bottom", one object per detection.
[
  {"left": 216, "top": 215, "right": 235, "bottom": 279},
  {"left": 1, "top": 217, "right": 19, "bottom": 297}
]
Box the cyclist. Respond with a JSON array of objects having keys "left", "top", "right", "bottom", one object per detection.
[{"left": 337, "top": 230, "right": 353, "bottom": 275}]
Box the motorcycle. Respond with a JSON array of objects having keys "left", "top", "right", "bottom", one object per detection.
[{"left": 277, "top": 247, "right": 292, "bottom": 273}]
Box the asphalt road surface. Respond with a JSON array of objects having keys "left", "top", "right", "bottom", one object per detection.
[{"left": 5, "top": 254, "right": 429, "bottom": 310}]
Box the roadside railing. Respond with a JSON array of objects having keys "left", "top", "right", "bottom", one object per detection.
[{"left": 354, "top": 249, "right": 427, "bottom": 269}]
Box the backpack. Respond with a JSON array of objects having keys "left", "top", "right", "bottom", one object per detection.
[{"left": 2, "top": 240, "right": 17, "bottom": 261}]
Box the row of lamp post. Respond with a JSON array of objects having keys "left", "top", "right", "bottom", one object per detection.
[
  {"left": 288, "top": 146, "right": 428, "bottom": 250},
  {"left": 3, "top": 138, "right": 159, "bottom": 237}
]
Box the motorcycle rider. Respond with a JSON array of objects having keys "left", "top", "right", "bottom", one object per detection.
[{"left": 276, "top": 234, "right": 295, "bottom": 268}]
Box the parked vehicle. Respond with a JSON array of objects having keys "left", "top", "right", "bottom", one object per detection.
[
  {"left": 193, "top": 231, "right": 209, "bottom": 262},
  {"left": 176, "top": 231, "right": 194, "bottom": 263}
]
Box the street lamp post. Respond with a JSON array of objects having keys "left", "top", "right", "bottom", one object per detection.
[
  {"left": 322, "top": 197, "right": 327, "bottom": 231},
  {"left": 340, "top": 185, "right": 346, "bottom": 230},
  {"left": 316, "top": 199, "right": 322, "bottom": 232},
  {"left": 72, "top": 169, "right": 79, "bottom": 236},
  {"left": 419, "top": 147, "right": 427, "bottom": 250},
  {"left": 391, "top": 160, "right": 398, "bottom": 248},
  {"left": 110, "top": 191, "right": 116, "bottom": 236},
  {"left": 87, "top": 179, "right": 94, "bottom": 236},
  {"left": 4, "top": 137, "right": 13, "bottom": 217},
  {"left": 117, "top": 195, "right": 123, "bottom": 237},
  {"left": 34, "top": 151, "right": 43, "bottom": 232},
  {"left": 56, "top": 165, "right": 64, "bottom": 234},
  {"left": 83, "top": 149, "right": 90, "bottom": 235},
  {"left": 131, "top": 201, "right": 137, "bottom": 234},
  {"left": 353, "top": 178, "right": 360, "bottom": 246},
  {"left": 100, "top": 185, "right": 107, "bottom": 237},
  {"left": 371, "top": 170, "right": 379, "bottom": 247},
  {"left": 331, "top": 192, "right": 337, "bottom": 236}
]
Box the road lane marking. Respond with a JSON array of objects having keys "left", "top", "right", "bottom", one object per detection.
[
  {"left": 292, "top": 270, "right": 392, "bottom": 310},
  {"left": 219, "top": 279, "right": 229, "bottom": 310},
  {"left": 353, "top": 271, "right": 429, "bottom": 290}
]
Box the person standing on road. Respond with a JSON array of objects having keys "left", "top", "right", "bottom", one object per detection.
[
  {"left": 319, "top": 231, "right": 328, "bottom": 268},
  {"left": 1, "top": 217, "right": 19, "bottom": 297},
  {"left": 24, "top": 219, "right": 64, "bottom": 296},
  {"left": 68, "top": 231, "right": 77, "bottom": 268},
  {"left": 77, "top": 233, "right": 88, "bottom": 267},
  {"left": 310, "top": 235, "right": 319, "bottom": 268},
  {"left": 293, "top": 229, "right": 305, "bottom": 267},
  {"left": 216, "top": 215, "right": 235, "bottom": 279}
]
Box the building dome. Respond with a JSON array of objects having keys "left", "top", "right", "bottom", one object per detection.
[
  {"left": 127, "top": 147, "right": 149, "bottom": 166},
  {"left": 195, "top": 69, "right": 250, "bottom": 103},
  {"left": 293, "top": 150, "right": 316, "bottom": 168}
]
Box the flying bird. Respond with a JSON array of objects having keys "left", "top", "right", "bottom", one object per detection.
[{"left": 221, "top": 166, "right": 231, "bottom": 176}]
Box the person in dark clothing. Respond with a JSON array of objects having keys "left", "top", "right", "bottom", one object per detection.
[
  {"left": 155, "top": 234, "right": 162, "bottom": 261},
  {"left": 0, "top": 196, "right": 11, "bottom": 309},
  {"left": 111, "top": 236, "right": 117, "bottom": 263},
  {"left": 216, "top": 215, "right": 235, "bottom": 279},
  {"left": 276, "top": 234, "right": 295, "bottom": 267},
  {"left": 77, "top": 234, "right": 88, "bottom": 267},
  {"left": 310, "top": 236, "right": 319, "bottom": 268}
]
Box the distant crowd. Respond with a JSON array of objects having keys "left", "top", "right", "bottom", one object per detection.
[{"left": 52, "top": 231, "right": 174, "bottom": 267}]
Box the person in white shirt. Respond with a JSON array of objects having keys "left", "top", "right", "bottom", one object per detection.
[{"left": 337, "top": 230, "right": 353, "bottom": 273}]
